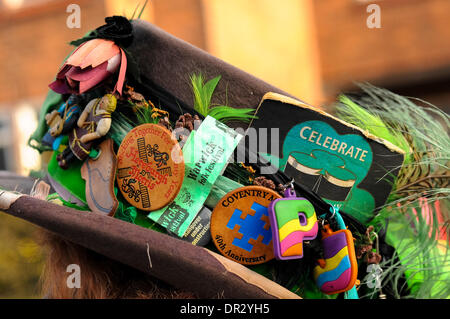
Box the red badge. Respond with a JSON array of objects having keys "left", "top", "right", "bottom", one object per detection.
[{"left": 116, "top": 124, "right": 184, "bottom": 211}]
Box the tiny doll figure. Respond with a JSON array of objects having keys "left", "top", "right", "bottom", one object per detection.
[
  {"left": 57, "top": 94, "right": 117, "bottom": 169},
  {"left": 42, "top": 94, "right": 84, "bottom": 151}
]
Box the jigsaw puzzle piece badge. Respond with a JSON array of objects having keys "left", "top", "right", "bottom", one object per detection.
[{"left": 226, "top": 202, "right": 272, "bottom": 252}]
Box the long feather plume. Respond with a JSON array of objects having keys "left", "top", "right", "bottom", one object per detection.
[{"left": 335, "top": 83, "right": 449, "bottom": 298}]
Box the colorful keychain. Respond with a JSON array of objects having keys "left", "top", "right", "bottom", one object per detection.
[
  {"left": 268, "top": 185, "right": 319, "bottom": 260},
  {"left": 313, "top": 207, "right": 359, "bottom": 298}
]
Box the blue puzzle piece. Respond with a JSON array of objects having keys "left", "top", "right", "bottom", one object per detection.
[{"left": 226, "top": 202, "right": 272, "bottom": 252}]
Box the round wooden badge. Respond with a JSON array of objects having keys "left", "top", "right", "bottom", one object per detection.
[
  {"left": 210, "top": 186, "right": 281, "bottom": 265},
  {"left": 116, "top": 123, "right": 184, "bottom": 211}
]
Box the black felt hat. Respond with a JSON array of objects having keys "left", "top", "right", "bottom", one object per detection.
[{"left": 0, "top": 19, "right": 311, "bottom": 299}]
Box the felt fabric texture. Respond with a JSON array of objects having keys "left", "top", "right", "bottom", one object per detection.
[
  {"left": 7, "top": 19, "right": 312, "bottom": 298},
  {"left": 2, "top": 193, "right": 298, "bottom": 299},
  {"left": 127, "top": 20, "right": 302, "bottom": 129}
]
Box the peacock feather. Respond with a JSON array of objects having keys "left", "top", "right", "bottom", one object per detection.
[{"left": 336, "top": 83, "right": 449, "bottom": 202}]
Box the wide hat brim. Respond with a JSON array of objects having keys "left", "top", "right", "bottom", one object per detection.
[{"left": 0, "top": 174, "right": 298, "bottom": 299}]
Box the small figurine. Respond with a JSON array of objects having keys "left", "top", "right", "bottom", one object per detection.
[
  {"left": 57, "top": 93, "right": 117, "bottom": 169},
  {"left": 42, "top": 94, "right": 84, "bottom": 151}
]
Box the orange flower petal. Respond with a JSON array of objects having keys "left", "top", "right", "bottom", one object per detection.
[
  {"left": 79, "top": 39, "right": 119, "bottom": 69},
  {"left": 66, "top": 39, "right": 104, "bottom": 66},
  {"left": 114, "top": 48, "right": 127, "bottom": 95}
]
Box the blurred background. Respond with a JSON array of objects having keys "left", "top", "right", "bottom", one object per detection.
[{"left": 0, "top": 0, "right": 449, "bottom": 298}]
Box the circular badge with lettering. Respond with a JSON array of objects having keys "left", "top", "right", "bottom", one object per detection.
[
  {"left": 210, "top": 186, "right": 281, "bottom": 265},
  {"left": 116, "top": 123, "right": 184, "bottom": 211}
]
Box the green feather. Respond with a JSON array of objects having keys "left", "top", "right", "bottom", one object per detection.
[
  {"left": 336, "top": 83, "right": 449, "bottom": 199},
  {"left": 190, "top": 73, "right": 257, "bottom": 124},
  {"left": 130, "top": 2, "right": 140, "bottom": 20},
  {"left": 334, "top": 83, "right": 450, "bottom": 299},
  {"left": 371, "top": 200, "right": 450, "bottom": 299},
  {"left": 108, "top": 109, "right": 135, "bottom": 146},
  {"left": 337, "top": 94, "right": 410, "bottom": 155}
]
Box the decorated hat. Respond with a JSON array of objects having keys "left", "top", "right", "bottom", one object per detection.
[{"left": 1, "top": 15, "right": 448, "bottom": 300}]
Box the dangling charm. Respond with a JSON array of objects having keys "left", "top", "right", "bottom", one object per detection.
[
  {"left": 268, "top": 186, "right": 319, "bottom": 260},
  {"left": 313, "top": 209, "right": 358, "bottom": 295},
  {"left": 363, "top": 228, "right": 385, "bottom": 298}
]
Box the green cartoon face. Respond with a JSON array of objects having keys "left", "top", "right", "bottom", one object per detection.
[{"left": 261, "top": 120, "right": 376, "bottom": 223}]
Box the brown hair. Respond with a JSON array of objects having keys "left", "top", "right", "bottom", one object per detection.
[{"left": 37, "top": 229, "right": 197, "bottom": 299}]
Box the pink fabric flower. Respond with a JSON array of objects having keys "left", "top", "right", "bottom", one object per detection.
[{"left": 49, "top": 39, "right": 127, "bottom": 95}]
